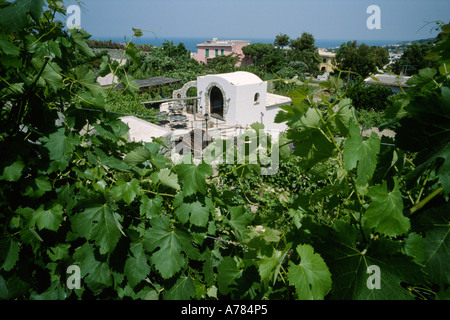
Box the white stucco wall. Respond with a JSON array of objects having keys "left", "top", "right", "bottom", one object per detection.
[
  {"left": 234, "top": 82, "right": 267, "bottom": 127},
  {"left": 196, "top": 71, "right": 290, "bottom": 132}
]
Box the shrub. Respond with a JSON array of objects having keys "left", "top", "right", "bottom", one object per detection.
[{"left": 346, "top": 80, "right": 394, "bottom": 112}]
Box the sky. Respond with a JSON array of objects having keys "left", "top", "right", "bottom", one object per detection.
[{"left": 65, "top": 0, "right": 450, "bottom": 42}]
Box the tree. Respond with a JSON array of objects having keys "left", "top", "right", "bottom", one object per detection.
[
  {"left": 391, "top": 42, "right": 435, "bottom": 76},
  {"left": 335, "top": 41, "right": 389, "bottom": 78},
  {"left": 274, "top": 33, "right": 290, "bottom": 48},
  {"left": 288, "top": 32, "right": 318, "bottom": 73},
  {"left": 209, "top": 53, "right": 241, "bottom": 73},
  {"left": 242, "top": 42, "right": 286, "bottom": 72},
  {"left": 162, "top": 40, "right": 189, "bottom": 57},
  {"left": 290, "top": 32, "right": 316, "bottom": 52}
]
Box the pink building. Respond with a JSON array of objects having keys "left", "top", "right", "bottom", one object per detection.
[{"left": 192, "top": 38, "right": 252, "bottom": 67}]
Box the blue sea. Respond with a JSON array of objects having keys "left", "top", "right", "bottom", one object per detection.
[{"left": 91, "top": 35, "right": 408, "bottom": 51}]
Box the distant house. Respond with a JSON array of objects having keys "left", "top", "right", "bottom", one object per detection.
[
  {"left": 192, "top": 38, "right": 252, "bottom": 67},
  {"left": 318, "top": 49, "right": 336, "bottom": 73}
]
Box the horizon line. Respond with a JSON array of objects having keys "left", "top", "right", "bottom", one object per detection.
[{"left": 89, "top": 34, "right": 432, "bottom": 42}]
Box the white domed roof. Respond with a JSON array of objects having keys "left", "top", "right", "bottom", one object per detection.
[{"left": 213, "top": 71, "right": 263, "bottom": 86}]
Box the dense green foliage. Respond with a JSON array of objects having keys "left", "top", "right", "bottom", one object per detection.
[
  {"left": 242, "top": 32, "right": 318, "bottom": 75},
  {"left": 335, "top": 41, "right": 389, "bottom": 78},
  {"left": 105, "top": 91, "right": 160, "bottom": 123},
  {"left": 242, "top": 42, "right": 286, "bottom": 72},
  {"left": 208, "top": 53, "right": 242, "bottom": 74},
  {"left": 346, "top": 80, "right": 395, "bottom": 112},
  {"left": 274, "top": 34, "right": 290, "bottom": 48},
  {"left": 391, "top": 41, "right": 436, "bottom": 76},
  {"left": 0, "top": 1, "right": 449, "bottom": 301},
  {"left": 124, "top": 40, "right": 203, "bottom": 83}
]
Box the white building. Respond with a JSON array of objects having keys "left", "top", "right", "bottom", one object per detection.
[
  {"left": 195, "top": 71, "right": 291, "bottom": 132},
  {"left": 318, "top": 49, "right": 336, "bottom": 73},
  {"left": 122, "top": 72, "right": 291, "bottom": 168}
]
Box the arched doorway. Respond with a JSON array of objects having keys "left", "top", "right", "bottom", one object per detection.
[
  {"left": 172, "top": 81, "right": 198, "bottom": 115},
  {"left": 210, "top": 86, "right": 224, "bottom": 119}
]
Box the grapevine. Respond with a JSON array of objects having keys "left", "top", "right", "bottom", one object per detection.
[{"left": 0, "top": 1, "right": 449, "bottom": 300}]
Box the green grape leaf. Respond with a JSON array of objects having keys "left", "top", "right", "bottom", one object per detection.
[
  {"left": 117, "top": 73, "right": 139, "bottom": 94},
  {"left": 259, "top": 243, "right": 292, "bottom": 285},
  {"left": 73, "top": 242, "right": 112, "bottom": 291},
  {"left": 92, "top": 120, "right": 129, "bottom": 143},
  {"left": 98, "top": 55, "right": 111, "bottom": 77},
  {"left": 17, "top": 204, "right": 64, "bottom": 232},
  {"left": 274, "top": 105, "right": 294, "bottom": 124},
  {"left": 40, "top": 61, "right": 64, "bottom": 92},
  {"left": 175, "top": 201, "right": 210, "bottom": 227},
  {"left": 363, "top": 179, "right": 410, "bottom": 237},
  {"left": 111, "top": 179, "right": 141, "bottom": 205},
  {"left": 406, "top": 68, "right": 437, "bottom": 87},
  {"left": 47, "top": 40, "right": 62, "bottom": 59},
  {"left": 124, "top": 242, "right": 151, "bottom": 287},
  {"left": 404, "top": 233, "right": 425, "bottom": 265},
  {"left": 384, "top": 96, "right": 410, "bottom": 121},
  {"left": 289, "top": 106, "right": 321, "bottom": 132},
  {"left": 1, "top": 159, "right": 25, "bottom": 182},
  {"left": 275, "top": 102, "right": 312, "bottom": 127},
  {"left": 288, "top": 244, "right": 331, "bottom": 300},
  {"left": 89, "top": 147, "right": 130, "bottom": 172},
  {"left": 0, "top": 238, "right": 20, "bottom": 272},
  {"left": 23, "top": 176, "right": 52, "bottom": 198},
  {"left": 316, "top": 221, "right": 421, "bottom": 300},
  {"left": 124, "top": 146, "right": 152, "bottom": 166},
  {"left": 70, "top": 29, "right": 95, "bottom": 58},
  {"left": 332, "top": 253, "right": 419, "bottom": 300},
  {"left": 280, "top": 105, "right": 338, "bottom": 168},
  {"left": 227, "top": 206, "right": 252, "bottom": 241},
  {"left": 72, "top": 65, "right": 97, "bottom": 86},
  {"left": 343, "top": 122, "right": 381, "bottom": 192},
  {"left": 125, "top": 42, "right": 140, "bottom": 66},
  {"left": 217, "top": 257, "right": 243, "bottom": 295},
  {"left": 140, "top": 195, "right": 163, "bottom": 220},
  {"left": 163, "top": 275, "right": 196, "bottom": 300},
  {"left": 42, "top": 128, "right": 80, "bottom": 171},
  {"left": 176, "top": 161, "right": 213, "bottom": 196},
  {"left": 0, "top": 36, "right": 20, "bottom": 56},
  {"left": 157, "top": 168, "right": 180, "bottom": 190},
  {"left": 34, "top": 204, "right": 63, "bottom": 232},
  {"left": 72, "top": 203, "right": 124, "bottom": 255},
  {"left": 144, "top": 215, "right": 190, "bottom": 279},
  {"left": 289, "top": 87, "right": 308, "bottom": 105},
  {"left": 332, "top": 98, "right": 357, "bottom": 137},
  {"left": 0, "top": 0, "right": 45, "bottom": 32},
  {"left": 47, "top": 244, "right": 71, "bottom": 262},
  {"left": 414, "top": 204, "right": 450, "bottom": 285},
  {"left": 293, "top": 130, "right": 336, "bottom": 168}
]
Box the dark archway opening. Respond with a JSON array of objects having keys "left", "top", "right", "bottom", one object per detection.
[{"left": 210, "top": 86, "right": 224, "bottom": 119}]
